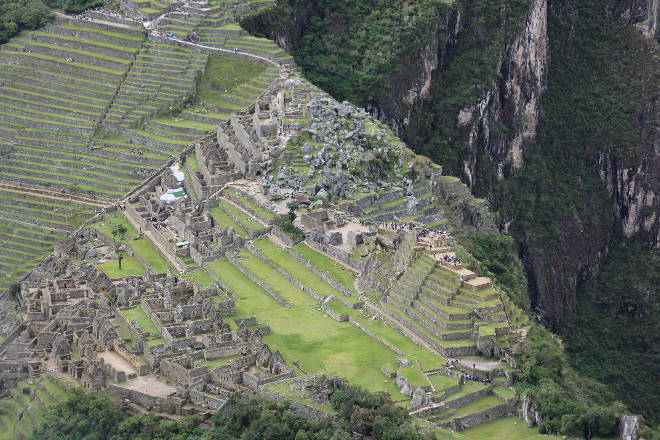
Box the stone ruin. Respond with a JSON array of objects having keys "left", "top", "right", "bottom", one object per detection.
[
  {"left": 21, "top": 263, "right": 111, "bottom": 322},
  {"left": 125, "top": 171, "right": 247, "bottom": 267}
]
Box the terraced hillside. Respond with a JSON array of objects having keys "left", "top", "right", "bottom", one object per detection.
[
  {"left": 142, "top": 0, "right": 293, "bottom": 64},
  {"left": 0, "top": 375, "right": 72, "bottom": 440},
  {"left": 0, "top": 6, "right": 282, "bottom": 293}
]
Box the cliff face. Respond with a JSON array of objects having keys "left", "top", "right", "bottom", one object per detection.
[{"left": 455, "top": 0, "right": 548, "bottom": 186}]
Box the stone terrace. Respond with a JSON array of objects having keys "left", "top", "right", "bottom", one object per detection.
[
  {"left": 103, "top": 43, "right": 205, "bottom": 127},
  {"left": 0, "top": 183, "right": 107, "bottom": 293},
  {"left": 380, "top": 239, "right": 511, "bottom": 359}
]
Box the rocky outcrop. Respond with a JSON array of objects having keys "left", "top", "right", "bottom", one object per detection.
[
  {"left": 597, "top": 95, "right": 660, "bottom": 243},
  {"left": 457, "top": 0, "right": 547, "bottom": 185},
  {"left": 606, "top": 0, "right": 659, "bottom": 38}
]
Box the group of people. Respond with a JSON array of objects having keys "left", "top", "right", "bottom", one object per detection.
[
  {"left": 442, "top": 254, "right": 460, "bottom": 266},
  {"left": 446, "top": 360, "right": 493, "bottom": 385},
  {"left": 461, "top": 374, "right": 493, "bottom": 385},
  {"left": 380, "top": 221, "right": 417, "bottom": 231}
]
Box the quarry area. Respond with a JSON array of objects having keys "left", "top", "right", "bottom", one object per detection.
[{"left": 0, "top": 1, "right": 537, "bottom": 439}]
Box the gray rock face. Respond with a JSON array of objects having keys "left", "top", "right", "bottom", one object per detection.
[
  {"left": 396, "top": 373, "right": 413, "bottom": 397},
  {"left": 328, "top": 231, "right": 343, "bottom": 245},
  {"left": 619, "top": 415, "right": 642, "bottom": 440},
  {"left": 307, "top": 100, "right": 323, "bottom": 117},
  {"left": 397, "top": 357, "right": 410, "bottom": 366},
  {"left": 410, "top": 387, "right": 429, "bottom": 411}
]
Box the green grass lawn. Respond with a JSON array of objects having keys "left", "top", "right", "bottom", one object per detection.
[
  {"left": 99, "top": 255, "right": 145, "bottom": 278},
  {"left": 201, "top": 354, "right": 241, "bottom": 369},
  {"left": 254, "top": 237, "right": 349, "bottom": 299},
  {"left": 210, "top": 206, "right": 247, "bottom": 237},
  {"left": 292, "top": 242, "right": 358, "bottom": 294},
  {"left": 205, "top": 256, "right": 407, "bottom": 397},
  {"left": 95, "top": 210, "right": 139, "bottom": 239},
  {"left": 429, "top": 373, "right": 459, "bottom": 392},
  {"left": 451, "top": 395, "right": 503, "bottom": 418},
  {"left": 457, "top": 416, "right": 561, "bottom": 440},
  {"left": 129, "top": 238, "right": 169, "bottom": 273},
  {"left": 196, "top": 54, "right": 267, "bottom": 108},
  {"left": 225, "top": 189, "right": 276, "bottom": 221},
  {"left": 120, "top": 305, "right": 159, "bottom": 334},
  {"left": 219, "top": 199, "right": 264, "bottom": 232},
  {"left": 492, "top": 386, "right": 515, "bottom": 400},
  {"left": 183, "top": 268, "right": 214, "bottom": 288}
]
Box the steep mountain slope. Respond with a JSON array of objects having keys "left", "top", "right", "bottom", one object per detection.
[{"left": 241, "top": 0, "right": 660, "bottom": 424}]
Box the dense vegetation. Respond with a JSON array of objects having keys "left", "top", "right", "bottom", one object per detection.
[
  {"left": 31, "top": 381, "right": 429, "bottom": 440},
  {"left": 0, "top": 0, "right": 53, "bottom": 44},
  {"left": 514, "top": 326, "right": 627, "bottom": 438},
  {"left": 564, "top": 239, "right": 660, "bottom": 425},
  {"left": 494, "top": 0, "right": 659, "bottom": 425},
  {"left": 44, "top": 0, "right": 104, "bottom": 14}
]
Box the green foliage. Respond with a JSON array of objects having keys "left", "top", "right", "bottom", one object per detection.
[
  {"left": 32, "top": 384, "right": 428, "bottom": 440},
  {"left": 30, "top": 389, "right": 125, "bottom": 440},
  {"left": 276, "top": 202, "right": 304, "bottom": 239},
  {"left": 563, "top": 238, "right": 660, "bottom": 425},
  {"left": 243, "top": 0, "right": 454, "bottom": 108},
  {"left": 514, "top": 326, "right": 626, "bottom": 437},
  {"left": 0, "top": 0, "right": 53, "bottom": 44},
  {"left": 461, "top": 233, "right": 530, "bottom": 310},
  {"left": 195, "top": 54, "right": 267, "bottom": 108},
  {"left": 407, "top": 0, "right": 531, "bottom": 177},
  {"left": 45, "top": 0, "right": 103, "bottom": 13}
]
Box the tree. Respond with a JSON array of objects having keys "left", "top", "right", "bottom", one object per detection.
[{"left": 111, "top": 224, "right": 128, "bottom": 270}]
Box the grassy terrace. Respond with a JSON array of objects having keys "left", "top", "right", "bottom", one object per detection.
[
  {"left": 219, "top": 199, "right": 264, "bottom": 232},
  {"left": 120, "top": 305, "right": 159, "bottom": 334},
  {"left": 0, "top": 376, "right": 71, "bottom": 439},
  {"left": 60, "top": 24, "right": 145, "bottom": 42},
  {"left": 254, "top": 237, "right": 359, "bottom": 304},
  {"left": 130, "top": 238, "right": 169, "bottom": 273},
  {"left": 30, "top": 31, "right": 141, "bottom": 54},
  {"left": 454, "top": 416, "right": 561, "bottom": 440},
  {"left": 99, "top": 255, "right": 145, "bottom": 278},
  {"left": 201, "top": 354, "right": 241, "bottom": 369},
  {"left": 205, "top": 256, "right": 407, "bottom": 397},
  {"left": 1, "top": 49, "right": 126, "bottom": 75},
  {"left": 195, "top": 54, "right": 268, "bottom": 108},
  {"left": 292, "top": 242, "right": 358, "bottom": 295},
  {"left": 210, "top": 206, "right": 247, "bottom": 237},
  {"left": 225, "top": 188, "right": 276, "bottom": 221},
  {"left": 449, "top": 395, "right": 503, "bottom": 419},
  {"left": 182, "top": 268, "right": 214, "bottom": 288}
]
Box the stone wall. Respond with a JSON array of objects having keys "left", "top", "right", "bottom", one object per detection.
[
  {"left": 441, "top": 402, "right": 511, "bottom": 431},
  {"left": 271, "top": 224, "right": 304, "bottom": 246},
  {"left": 347, "top": 316, "right": 405, "bottom": 356},
  {"left": 201, "top": 261, "right": 238, "bottom": 299},
  {"left": 243, "top": 370, "right": 295, "bottom": 391},
  {"left": 109, "top": 340, "right": 149, "bottom": 375},
  {"left": 188, "top": 389, "right": 226, "bottom": 410},
  {"left": 107, "top": 384, "right": 181, "bottom": 413},
  {"left": 160, "top": 359, "right": 210, "bottom": 385},
  {"left": 305, "top": 235, "right": 365, "bottom": 272},
  {"left": 147, "top": 34, "right": 282, "bottom": 66},
  {"left": 321, "top": 304, "right": 348, "bottom": 322},
  {"left": 259, "top": 389, "right": 331, "bottom": 420}
]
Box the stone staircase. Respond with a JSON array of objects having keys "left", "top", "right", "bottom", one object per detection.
[{"left": 380, "top": 242, "right": 512, "bottom": 358}]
